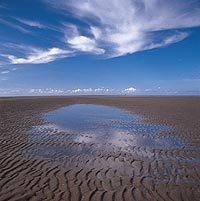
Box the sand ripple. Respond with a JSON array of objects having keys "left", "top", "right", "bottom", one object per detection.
[{"left": 0, "top": 96, "right": 200, "bottom": 201}]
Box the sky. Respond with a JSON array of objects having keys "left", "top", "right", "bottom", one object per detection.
[{"left": 0, "top": 0, "right": 200, "bottom": 96}]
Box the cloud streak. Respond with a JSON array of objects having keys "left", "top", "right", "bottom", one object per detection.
[
  {"left": 0, "top": 18, "right": 30, "bottom": 33},
  {"left": 15, "top": 18, "right": 46, "bottom": 29},
  {"left": 2, "top": 47, "right": 73, "bottom": 64}
]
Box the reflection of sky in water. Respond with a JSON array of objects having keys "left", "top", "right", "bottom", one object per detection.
[{"left": 29, "top": 104, "right": 184, "bottom": 149}]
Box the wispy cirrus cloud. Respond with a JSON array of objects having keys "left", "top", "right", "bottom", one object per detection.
[
  {"left": 2, "top": 47, "right": 73, "bottom": 64},
  {"left": 15, "top": 18, "right": 46, "bottom": 29},
  {"left": 1, "top": 0, "right": 200, "bottom": 65},
  {"left": 46, "top": 0, "right": 200, "bottom": 57},
  {"left": 0, "top": 18, "right": 30, "bottom": 33}
]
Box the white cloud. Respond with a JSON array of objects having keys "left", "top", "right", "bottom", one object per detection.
[
  {"left": 1, "top": 86, "right": 199, "bottom": 96},
  {"left": 28, "top": 87, "right": 114, "bottom": 95},
  {"left": 0, "top": 87, "right": 117, "bottom": 96},
  {"left": 76, "top": 88, "right": 92, "bottom": 93},
  {"left": 63, "top": 24, "right": 105, "bottom": 54},
  {"left": 94, "top": 88, "right": 111, "bottom": 92},
  {"left": 15, "top": 18, "right": 46, "bottom": 29},
  {"left": 29, "top": 88, "right": 64, "bottom": 94},
  {"left": 3, "top": 47, "right": 73, "bottom": 64},
  {"left": 123, "top": 87, "right": 137, "bottom": 94},
  {"left": 47, "top": 0, "right": 200, "bottom": 57},
  {"left": 28, "top": 87, "right": 113, "bottom": 95},
  {"left": 66, "top": 87, "right": 114, "bottom": 94},
  {"left": 68, "top": 36, "right": 105, "bottom": 54}
]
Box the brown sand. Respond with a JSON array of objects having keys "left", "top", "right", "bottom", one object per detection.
[{"left": 0, "top": 96, "right": 200, "bottom": 201}]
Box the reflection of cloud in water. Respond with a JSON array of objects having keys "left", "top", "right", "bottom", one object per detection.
[
  {"left": 76, "top": 134, "right": 95, "bottom": 143},
  {"left": 74, "top": 129, "right": 183, "bottom": 149},
  {"left": 108, "top": 131, "right": 133, "bottom": 148},
  {"left": 29, "top": 104, "right": 183, "bottom": 149}
]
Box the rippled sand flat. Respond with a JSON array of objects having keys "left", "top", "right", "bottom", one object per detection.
[{"left": 0, "top": 96, "right": 200, "bottom": 201}]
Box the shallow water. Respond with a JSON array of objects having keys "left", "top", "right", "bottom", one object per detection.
[{"left": 29, "top": 104, "right": 183, "bottom": 150}]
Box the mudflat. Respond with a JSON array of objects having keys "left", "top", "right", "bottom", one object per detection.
[{"left": 0, "top": 96, "right": 200, "bottom": 201}]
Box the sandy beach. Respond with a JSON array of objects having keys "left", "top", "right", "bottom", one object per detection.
[{"left": 0, "top": 96, "right": 200, "bottom": 201}]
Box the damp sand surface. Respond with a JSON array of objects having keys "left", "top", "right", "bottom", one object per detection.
[{"left": 0, "top": 96, "right": 200, "bottom": 201}]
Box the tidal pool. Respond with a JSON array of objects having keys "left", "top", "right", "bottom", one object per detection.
[{"left": 29, "top": 104, "right": 183, "bottom": 149}]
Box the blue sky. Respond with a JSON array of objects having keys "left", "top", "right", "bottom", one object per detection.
[{"left": 0, "top": 0, "right": 200, "bottom": 96}]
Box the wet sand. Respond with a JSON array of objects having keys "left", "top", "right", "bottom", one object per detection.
[{"left": 0, "top": 96, "right": 200, "bottom": 201}]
